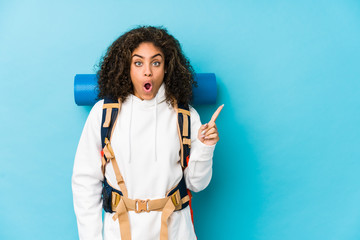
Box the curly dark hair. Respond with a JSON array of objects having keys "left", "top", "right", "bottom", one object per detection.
[{"left": 97, "top": 26, "right": 196, "bottom": 105}]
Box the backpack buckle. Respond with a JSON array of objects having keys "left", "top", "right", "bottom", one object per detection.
[
  {"left": 171, "top": 190, "right": 182, "bottom": 210},
  {"left": 111, "top": 192, "right": 121, "bottom": 211},
  {"left": 135, "top": 199, "right": 149, "bottom": 213},
  {"left": 103, "top": 138, "right": 115, "bottom": 160}
]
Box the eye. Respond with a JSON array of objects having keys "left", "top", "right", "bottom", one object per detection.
[
  {"left": 152, "top": 61, "right": 161, "bottom": 67},
  {"left": 134, "top": 61, "right": 142, "bottom": 66}
]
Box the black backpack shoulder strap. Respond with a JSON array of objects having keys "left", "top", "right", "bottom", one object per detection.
[
  {"left": 176, "top": 102, "right": 191, "bottom": 169},
  {"left": 100, "top": 98, "right": 121, "bottom": 175},
  {"left": 175, "top": 102, "right": 194, "bottom": 223}
]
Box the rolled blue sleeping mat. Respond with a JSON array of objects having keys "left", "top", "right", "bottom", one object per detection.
[{"left": 74, "top": 73, "right": 217, "bottom": 106}]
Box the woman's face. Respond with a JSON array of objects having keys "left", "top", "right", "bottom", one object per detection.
[{"left": 130, "top": 42, "right": 165, "bottom": 100}]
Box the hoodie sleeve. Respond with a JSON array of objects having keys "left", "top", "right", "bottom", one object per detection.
[
  {"left": 184, "top": 106, "right": 215, "bottom": 192},
  {"left": 72, "top": 100, "right": 104, "bottom": 240}
]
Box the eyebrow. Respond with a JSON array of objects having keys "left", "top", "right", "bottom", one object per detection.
[{"left": 132, "top": 53, "right": 163, "bottom": 59}]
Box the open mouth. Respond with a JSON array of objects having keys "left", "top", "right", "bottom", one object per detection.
[{"left": 144, "top": 82, "right": 152, "bottom": 92}]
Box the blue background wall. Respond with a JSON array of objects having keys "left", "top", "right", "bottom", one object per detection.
[{"left": 1, "top": 0, "right": 360, "bottom": 239}]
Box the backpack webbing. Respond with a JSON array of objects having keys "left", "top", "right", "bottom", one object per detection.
[{"left": 100, "top": 98, "right": 193, "bottom": 240}]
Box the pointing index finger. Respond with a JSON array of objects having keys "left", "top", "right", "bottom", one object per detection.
[{"left": 209, "top": 104, "right": 224, "bottom": 124}]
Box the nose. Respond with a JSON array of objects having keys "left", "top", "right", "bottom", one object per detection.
[{"left": 144, "top": 64, "right": 152, "bottom": 77}]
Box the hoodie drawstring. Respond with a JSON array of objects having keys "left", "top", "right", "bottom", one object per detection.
[
  {"left": 128, "top": 95, "right": 133, "bottom": 163},
  {"left": 154, "top": 96, "right": 158, "bottom": 162}
]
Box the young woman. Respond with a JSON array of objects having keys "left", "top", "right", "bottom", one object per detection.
[{"left": 72, "top": 26, "right": 221, "bottom": 240}]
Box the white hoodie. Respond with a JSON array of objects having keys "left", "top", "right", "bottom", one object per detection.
[{"left": 72, "top": 84, "right": 215, "bottom": 240}]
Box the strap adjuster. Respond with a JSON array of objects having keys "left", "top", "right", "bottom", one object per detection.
[
  {"left": 111, "top": 192, "right": 121, "bottom": 210},
  {"left": 135, "top": 199, "right": 150, "bottom": 213},
  {"left": 171, "top": 190, "right": 182, "bottom": 210},
  {"left": 103, "top": 138, "right": 115, "bottom": 160}
]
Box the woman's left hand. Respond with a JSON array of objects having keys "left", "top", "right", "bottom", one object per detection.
[{"left": 198, "top": 105, "right": 224, "bottom": 146}]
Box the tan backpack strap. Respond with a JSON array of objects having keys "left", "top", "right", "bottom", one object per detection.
[
  {"left": 182, "top": 138, "right": 191, "bottom": 146},
  {"left": 182, "top": 113, "right": 189, "bottom": 137},
  {"left": 101, "top": 99, "right": 129, "bottom": 196},
  {"left": 103, "top": 138, "right": 128, "bottom": 197},
  {"left": 112, "top": 198, "right": 131, "bottom": 240},
  {"left": 173, "top": 103, "right": 185, "bottom": 168},
  {"left": 102, "top": 103, "right": 120, "bottom": 127},
  {"left": 177, "top": 108, "right": 190, "bottom": 115},
  {"left": 107, "top": 100, "right": 122, "bottom": 142},
  {"left": 160, "top": 198, "right": 176, "bottom": 240},
  {"left": 174, "top": 101, "right": 191, "bottom": 168},
  {"left": 111, "top": 159, "right": 128, "bottom": 197},
  {"left": 110, "top": 190, "right": 187, "bottom": 240},
  {"left": 177, "top": 109, "right": 190, "bottom": 137}
]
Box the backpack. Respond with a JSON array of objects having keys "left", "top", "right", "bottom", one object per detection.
[{"left": 100, "top": 97, "right": 193, "bottom": 240}]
